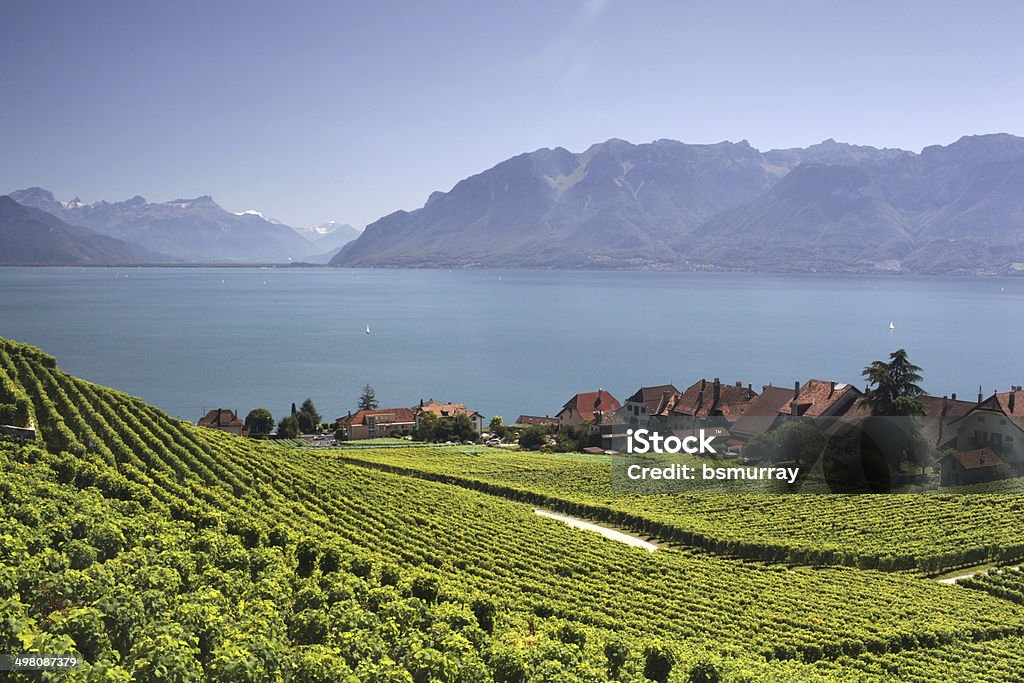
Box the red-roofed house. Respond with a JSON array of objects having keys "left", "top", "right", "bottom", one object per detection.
[
  {"left": 948, "top": 386, "right": 1024, "bottom": 469},
  {"left": 339, "top": 408, "right": 416, "bottom": 440},
  {"left": 620, "top": 384, "right": 679, "bottom": 431},
  {"left": 414, "top": 400, "right": 485, "bottom": 434},
  {"left": 777, "top": 380, "right": 862, "bottom": 419},
  {"left": 557, "top": 389, "right": 621, "bottom": 427},
  {"left": 197, "top": 408, "right": 245, "bottom": 436},
  {"left": 658, "top": 378, "right": 758, "bottom": 431},
  {"left": 913, "top": 393, "right": 976, "bottom": 451},
  {"left": 600, "top": 384, "right": 676, "bottom": 451},
  {"left": 940, "top": 447, "right": 1004, "bottom": 486},
  {"left": 730, "top": 385, "right": 797, "bottom": 442}
]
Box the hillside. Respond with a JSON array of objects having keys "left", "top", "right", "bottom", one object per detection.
[
  {"left": 332, "top": 134, "right": 1024, "bottom": 274},
  {"left": 5, "top": 336, "right": 1024, "bottom": 679},
  {"left": 8, "top": 189, "right": 315, "bottom": 263},
  {"left": 0, "top": 196, "right": 169, "bottom": 266},
  {"left": 689, "top": 134, "right": 1024, "bottom": 274},
  {"left": 333, "top": 139, "right": 787, "bottom": 269}
]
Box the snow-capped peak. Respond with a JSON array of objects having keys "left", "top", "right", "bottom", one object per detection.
[{"left": 234, "top": 209, "right": 265, "bottom": 218}]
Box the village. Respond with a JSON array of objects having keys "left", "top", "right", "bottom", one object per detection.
[{"left": 195, "top": 367, "right": 1024, "bottom": 489}]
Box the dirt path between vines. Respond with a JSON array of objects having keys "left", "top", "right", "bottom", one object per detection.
[
  {"left": 534, "top": 509, "right": 659, "bottom": 552},
  {"left": 936, "top": 565, "right": 1022, "bottom": 585}
]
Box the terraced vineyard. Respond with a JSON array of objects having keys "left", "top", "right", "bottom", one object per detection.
[
  {"left": 960, "top": 568, "right": 1024, "bottom": 605},
  {"left": 332, "top": 447, "right": 1024, "bottom": 573},
  {"left": 4, "top": 337, "right": 1024, "bottom": 680}
]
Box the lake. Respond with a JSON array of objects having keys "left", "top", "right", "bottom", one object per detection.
[{"left": 0, "top": 267, "right": 1021, "bottom": 425}]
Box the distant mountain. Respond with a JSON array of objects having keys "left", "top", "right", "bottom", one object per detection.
[
  {"left": 8, "top": 189, "right": 313, "bottom": 263},
  {"left": 332, "top": 134, "right": 1024, "bottom": 274},
  {"left": 294, "top": 221, "right": 361, "bottom": 252},
  {"left": 687, "top": 134, "right": 1024, "bottom": 274},
  {"left": 762, "top": 138, "right": 910, "bottom": 169},
  {"left": 0, "top": 195, "right": 171, "bottom": 265},
  {"left": 333, "top": 139, "right": 789, "bottom": 269}
]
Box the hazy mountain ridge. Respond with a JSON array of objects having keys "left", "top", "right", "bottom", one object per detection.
[
  {"left": 0, "top": 195, "right": 172, "bottom": 266},
  {"left": 8, "top": 189, "right": 318, "bottom": 263},
  {"left": 335, "top": 139, "right": 791, "bottom": 268},
  {"left": 689, "top": 135, "right": 1024, "bottom": 273},
  {"left": 332, "top": 134, "right": 1024, "bottom": 274}
]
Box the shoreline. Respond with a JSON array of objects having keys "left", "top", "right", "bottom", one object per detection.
[{"left": 0, "top": 263, "right": 1021, "bottom": 277}]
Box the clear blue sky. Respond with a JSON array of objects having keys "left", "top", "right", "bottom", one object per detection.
[{"left": 2, "top": 0, "right": 1022, "bottom": 228}]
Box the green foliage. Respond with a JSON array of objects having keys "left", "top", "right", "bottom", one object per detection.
[
  {"left": 297, "top": 398, "right": 322, "bottom": 433},
  {"left": 276, "top": 415, "right": 300, "bottom": 438},
  {"left": 413, "top": 412, "right": 440, "bottom": 441},
  {"left": 413, "top": 412, "right": 478, "bottom": 443},
  {"left": 338, "top": 445, "right": 1024, "bottom": 574},
  {"left": 471, "top": 597, "right": 497, "bottom": 633},
  {"left": 488, "top": 416, "right": 507, "bottom": 439},
  {"left": 555, "top": 422, "right": 600, "bottom": 452},
  {"left": 518, "top": 424, "right": 554, "bottom": 451},
  {"left": 243, "top": 408, "right": 274, "bottom": 436},
  {"left": 861, "top": 348, "right": 928, "bottom": 416},
  {"left": 643, "top": 643, "right": 675, "bottom": 683},
  {"left": 2, "top": 336, "right": 1024, "bottom": 683},
  {"left": 744, "top": 420, "right": 826, "bottom": 468}
]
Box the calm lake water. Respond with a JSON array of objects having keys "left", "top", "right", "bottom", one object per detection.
[{"left": 0, "top": 267, "right": 1021, "bottom": 424}]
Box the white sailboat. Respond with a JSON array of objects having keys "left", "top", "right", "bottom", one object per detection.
[
  {"left": 889, "top": 321, "right": 895, "bottom": 331},
  {"left": 366, "top": 324, "right": 371, "bottom": 335}
]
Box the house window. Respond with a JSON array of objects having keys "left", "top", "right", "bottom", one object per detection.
[
  {"left": 992, "top": 434, "right": 1003, "bottom": 447},
  {"left": 1000, "top": 419, "right": 1007, "bottom": 426},
  {"left": 974, "top": 430, "right": 987, "bottom": 445},
  {"left": 978, "top": 416, "right": 985, "bottom": 423}
]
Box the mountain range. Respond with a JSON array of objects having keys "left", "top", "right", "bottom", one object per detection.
[
  {"left": 331, "top": 134, "right": 1024, "bottom": 275},
  {"left": 294, "top": 221, "right": 363, "bottom": 263},
  {"left": 5, "top": 188, "right": 360, "bottom": 265},
  {"left": 0, "top": 195, "right": 171, "bottom": 266},
  {"left": 5, "top": 133, "right": 1024, "bottom": 273}
]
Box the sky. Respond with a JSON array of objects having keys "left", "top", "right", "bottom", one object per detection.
[{"left": 2, "top": 0, "right": 1023, "bottom": 229}]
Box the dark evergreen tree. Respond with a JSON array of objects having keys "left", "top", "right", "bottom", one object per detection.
[
  {"left": 358, "top": 384, "right": 379, "bottom": 411},
  {"left": 297, "top": 398, "right": 321, "bottom": 433},
  {"left": 860, "top": 349, "right": 927, "bottom": 416}
]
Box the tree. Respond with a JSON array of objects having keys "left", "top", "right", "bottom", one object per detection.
[
  {"left": 860, "top": 349, "right": 927, "bottom": 417},
  {"left": 518, "top": 425, "right": 551, "bottom": 451},
  {"left": 358, "top": 384, "right": 379, "bottom": 410},
  {"left": 296, "top": 398, "right": 321, "bottom": 433},
  {"left": 244, "top": 408, "right": 274, "bottom": 436},
  {"left": 449, "top": 413, "right": 479, "bottom": 443},
  {"left": 414, "top": 412, "right": 439, "bottom": 442},
  {"left": 276, "top": 415, "right": 300, "bottom": 438},
  {"left": 488, "top": 416, "right": 507, "bottom": 440},
  {"left": 839, "top": 349, "right": 933, "bottom": 492},
  {"left": 752, "top": 420, "right": 825, "bottom": 469}
]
